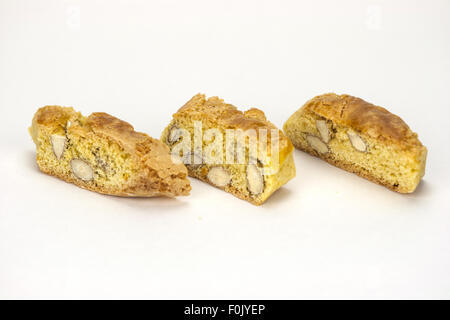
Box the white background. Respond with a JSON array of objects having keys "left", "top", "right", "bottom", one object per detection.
[{"left": 1, "top": 0, "right": 449, "bottom": 299}]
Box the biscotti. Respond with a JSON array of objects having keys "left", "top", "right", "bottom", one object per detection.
[
  {"left": 161, "top": 94, "right": 296, "bottom": 205},
  {"left": 283, "top": 93, "right": 427, "bottom": 193},
  {"left": 29, "top": 106, "right": 191, "bottom": 197}
]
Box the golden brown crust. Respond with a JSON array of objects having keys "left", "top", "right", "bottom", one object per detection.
[
  {"left": 87, "top": 113, "right": 152, "bottom": 153},
  {"left": 34, "top": 105, "right": 80, "bottom": 126},
  {"left": 284, "top": 93, "right": 427, "bottom": 193},
  {"left": 164, "top": 94, "right": 296, "bottom": 205},
  {"left": 174, "top": 94, "right": 294, "bottom": 162},
  {"left": 30, "top": 106, "right": 191, "bottom": 197},
  {"left": 177, "top": 95, "right": 272, "bottom": 130},
  {"left": 303, "top": 93, "right": 424, "bottom": 151}
]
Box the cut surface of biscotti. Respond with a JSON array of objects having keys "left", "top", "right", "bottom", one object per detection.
[
  {"left": 161, "top": 94, "right": 296, "bottom": 205},
  {"left": 283, "top": 93, "right": 427, "bottom": 193},
  {"left": 29, "top": 106, "right": 191, "bottom": 197}
]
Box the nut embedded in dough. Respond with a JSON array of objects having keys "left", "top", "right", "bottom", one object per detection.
[
  {"left": 50, "top": 134, "right": 66, "bottom": 160},
  {"left": 247, "top": 164, "right": 264, "bottom": 195},
  {"left": 207, "top": 166, "right": 231, "bottom": 188},
  {"left": 283, "top": 93, "right": 427, "bottom": 193},
  {"left": 306, "top": 135, "right": 328, "bottom": 154},
  {"left": 168, "top": 125, "right": 182, "bottom": 144},
  {"left": 347, "top": 130, "right": 367, "bottom": 152},
  {"left": 71, "top": 159, "right": 94, "bottom": 181},
  {"left": 160, "top": 94, "right": 296, "bottom": 205},
  {"left": 29, "top": 105, "right": 191, "bottom": 197},
  {"left": 316, "top": 119, "right": 330, "bottom": 143}
]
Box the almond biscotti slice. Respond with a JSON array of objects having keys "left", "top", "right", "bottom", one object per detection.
[
  {"left": 161, "top": 94, "right": 296, "bottom": 205},
  {"left": 29, "top": 106, "right": 191, "bottom": 197},
  {"left": 283, "top": 93, "right": 427, "bottom": 193}
]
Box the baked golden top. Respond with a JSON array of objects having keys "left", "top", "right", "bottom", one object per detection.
[
  {"left": 174, "top": 94, "right": 294, "bottom": 160},
  {"left": 302, "top": 93, "right": 425, "bottom": 151},
  {"left": 34, "top": 106, "right": 153, "bottom": 151},
  {"left": 32, "top": 105, "right": 190, "bottom": 195}
]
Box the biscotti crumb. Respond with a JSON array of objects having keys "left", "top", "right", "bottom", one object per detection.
[
  {"left": 283, "top": 93, "right": 427, "bottom": 193},
  {"left": 29, "top": 105, "right": 191, "bottom": 197}
]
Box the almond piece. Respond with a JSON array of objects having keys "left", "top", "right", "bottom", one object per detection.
[
  {"left": 247, "top": 164, "right": 264, "bottom": 195},
  {"left": 207, "top": 167, "right": 231, "bottom": 188},
  {"left": 316, "top": 119, "right": 330, "bottom": 143},
  {"left": 50, "top": 134, "right": 66, "bottom": 160},
  {"left": 168, "top": 125, "right": 182, "bottom": 144},
  {"left": 306, "top": 135, "right": 328, "bottom": 154},
  {"left": 71, "top": 159, "right": 94, "bottom": 181},
  {"left": 347, "top": 130, "right": 367, "bottom": 152}
]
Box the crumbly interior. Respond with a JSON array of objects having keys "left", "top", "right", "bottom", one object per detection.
[
  {"left": 160, "top": 94, "right": 296, "bottom": 205},
  {"left": 284, "top": 110, "right": 426, "bottom": 193},
  {"left": 30, "top": 106, "right": 191, "bottom": 197},
  {"left": 34, "top": 120, "right": 139, "bottom": 195},
  {"left": 162, "top": 118, "right": 295, "bottom": 205}
]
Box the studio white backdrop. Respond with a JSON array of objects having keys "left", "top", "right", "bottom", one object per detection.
[{"left": 1, "top": 0, "right": 449, "bottom": 299}]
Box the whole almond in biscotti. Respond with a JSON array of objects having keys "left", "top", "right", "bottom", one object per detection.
[
  {"left": 283, "top": 93, "right": 427, "bottom": 193},
  {"left": 29, "top": 105, "right": 191, "bottom": 197}
]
